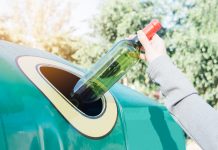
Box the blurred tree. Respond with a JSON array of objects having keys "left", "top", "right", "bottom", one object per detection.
[
  {"left": 74, "top": 39, "right": 109, "bottom": 68},
  {"left": 90, "top": 0, "right": 160, "bottom": 95},
  {"left": 169, "top": 0, "right": 218, "bottom": 108},
  {"left": 0, "top": 27, "right": 11, "bottom": 41},
  {"left": 82, "top": 0, "right": 218, "bottom": 108},
  {"left": 0, "top": 0, "right": 79, "bottom": 61},
  {"left": 42, "top": 33, "right": 79, "bottom": 62},
  {"left": 80, "top": 0, "right": 170, "bottom": 98}
]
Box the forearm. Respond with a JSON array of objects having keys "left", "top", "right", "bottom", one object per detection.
[
  {"left": 147, "top": 55, "right": 197, "bottom": 110},
  {"left": 173, "top": 94, "right": 218, "bottom": 149},
  {"left": 147, "top": 55, "right": 218, "bottom": 150}
]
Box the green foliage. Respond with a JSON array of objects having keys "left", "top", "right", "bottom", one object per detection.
[
  {"left": 91, "top": 0, "right": 218, "bottom": 107},
  {"left": 73, "top": 39, "right": 109, "bottom": 68},
  {"left": 92, "top": 0, "right": 167, "bottom": 97},
  {"left": 169, "top": 0, "right": 218, "bottom": 108},
  {"left": 94, "top": 0, "right": 159, "bottom": 43}
]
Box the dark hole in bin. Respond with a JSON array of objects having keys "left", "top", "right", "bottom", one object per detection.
[{"left": 39, "top": 66, "right": 103, "bottom": 117}]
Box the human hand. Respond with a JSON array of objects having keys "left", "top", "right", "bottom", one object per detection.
[{"left": 137, "top": 30, "right": 167, "bottom": 63}]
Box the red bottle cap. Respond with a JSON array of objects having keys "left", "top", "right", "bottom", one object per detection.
[{"left": 143, "top": 19, "right": 162, "bottom": 40}]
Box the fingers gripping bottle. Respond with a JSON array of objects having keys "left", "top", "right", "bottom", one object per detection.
[{"left": 71, "top": 20, "right": 162, "bottom": 105}]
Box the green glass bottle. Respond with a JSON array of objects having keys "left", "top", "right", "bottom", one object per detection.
[{"left": 71, "top": 20, "right": 161, "bottom": 104}]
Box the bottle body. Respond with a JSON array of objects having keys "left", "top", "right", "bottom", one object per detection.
[
  {"left": 71, "top": 39, "right": 140, "bottom": 104},
  {"left": 70, "top": 19, "right": 162, "bottom": 104}
]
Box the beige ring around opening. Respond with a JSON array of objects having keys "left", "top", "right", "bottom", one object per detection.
[{"left": 17, "top": 56, "right": 117, "bottom": 138}]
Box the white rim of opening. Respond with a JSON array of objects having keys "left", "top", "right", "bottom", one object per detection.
[{"left": 17, "top": 56, "right": 117, "bottom": 138}]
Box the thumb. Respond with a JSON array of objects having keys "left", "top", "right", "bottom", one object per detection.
[{"left": 137, "top": 30, "right": 151, "bottom": 52}]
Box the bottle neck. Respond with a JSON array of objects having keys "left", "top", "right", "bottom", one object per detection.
[{"left": 131, "top": 35, "right": 142, "bottom": 48}]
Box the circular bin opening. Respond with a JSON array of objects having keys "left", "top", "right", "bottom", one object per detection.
[
  {"left": 39, "top": 66, "right": 104, "bottom": 117},
  {"left": 18, "top": 56, "right": 117, "bottom": 138}
]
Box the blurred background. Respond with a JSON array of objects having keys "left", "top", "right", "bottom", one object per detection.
[{"left": 0, "top": 0, "right": 217, "bottom": 149}]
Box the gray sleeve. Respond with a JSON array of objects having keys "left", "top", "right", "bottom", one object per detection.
[{"left": 147, "top": 55, "right": 218, "bottom": 150}]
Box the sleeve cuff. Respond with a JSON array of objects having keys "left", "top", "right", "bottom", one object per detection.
[{"left": 146, "top": 55, "right": 198, "bottom": 111}]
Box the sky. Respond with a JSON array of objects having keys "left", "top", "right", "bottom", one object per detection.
[
  {"left": 0, "top": 0, "right": 102, "bottom": 36},
  {"left": 71, "top": 0, "right": 102, "bottom": 35}
]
